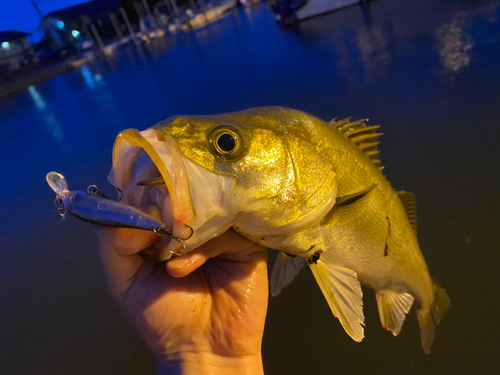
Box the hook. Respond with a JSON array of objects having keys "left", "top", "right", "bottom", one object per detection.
[
  {"left": 54, "top": 196, "right": 66, "bottom": 218},
  {"left": 169, "top": 242, "right": 186, "bottom": 257},
  {"left": 154, "top": 225, "right": 194, "bottom": 241},
  {"left": 87, "top": 185, "right": 108, "bottom": 199},
  {"left": 180, "top": 225, "right": 194, "bottom": 241},
  {"left": 153, "top": 225, "right": 194, "bottom": 257}
]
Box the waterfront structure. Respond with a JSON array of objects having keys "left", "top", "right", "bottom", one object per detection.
[{"left": 0, "top": 30, "right": 36, "bottom": 73}]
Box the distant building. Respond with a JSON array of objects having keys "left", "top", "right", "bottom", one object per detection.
[
  {"left": 38, "top": 0, "right": 122, "bottom": 56},
  {"left": 39, "top": 16, "right": 77, "bottom": 55},
  {"left": 0, "top": 31, "right": 37, "bottom": 73}
]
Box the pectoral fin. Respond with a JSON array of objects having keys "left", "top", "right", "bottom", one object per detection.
[
  {"left": 270, "top": 252, "right": 306, "bottom": 297},
  {"left": 376, "top": 290, "right": 414, "bottom": 336},
  {"left": 335, "top": 184, "right": 376, "bottom": 206},
  {"left": 309, "top": 260, "right": 365, "bottom": 342}
]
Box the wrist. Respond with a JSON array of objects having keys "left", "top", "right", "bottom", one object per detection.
[{"left": 155, "top": 352, "right": 264, "bottom": 375}]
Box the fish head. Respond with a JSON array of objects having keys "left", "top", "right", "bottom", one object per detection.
[{"left": 109, "top": 107, "right": 337, "bottom": 260}]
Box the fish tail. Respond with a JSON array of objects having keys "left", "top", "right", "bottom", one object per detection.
[{"left": 417, "top": 280, "right": 450, "bottom": 354}]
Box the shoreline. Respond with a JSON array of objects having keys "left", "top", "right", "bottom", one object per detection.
[{"left": 0, "top": 55, "right": 95, "bottom": 99}]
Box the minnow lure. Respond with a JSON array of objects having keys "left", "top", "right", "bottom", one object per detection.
[{"left": 46, "top": 171, "right": 191, "bottom": 256}]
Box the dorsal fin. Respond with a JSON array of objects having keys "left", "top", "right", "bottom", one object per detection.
[
  {"left": 397, "top": 191, "right": 417, "bottom": 236},
  {"left": 329, "top": 118, "right": 383, "bottom": 171}
]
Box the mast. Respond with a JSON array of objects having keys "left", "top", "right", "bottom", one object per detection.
[{"left": 29, "top": 0, "right": 45, "bottom": 19}]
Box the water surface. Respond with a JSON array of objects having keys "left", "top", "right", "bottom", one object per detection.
[{"left": 1, "top": 1, "right": 499, "bottom": 374}]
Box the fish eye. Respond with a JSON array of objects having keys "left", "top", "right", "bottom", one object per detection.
[
  {"left": 210, "top": 125, "right": 245, "bottom": 160},
  {"left": 216, "top": 133, "right": 236, "bottom": 152}
]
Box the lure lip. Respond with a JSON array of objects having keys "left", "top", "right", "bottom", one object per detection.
[{"left": 46, "top": 171, "right": 69, "bottom": 194}]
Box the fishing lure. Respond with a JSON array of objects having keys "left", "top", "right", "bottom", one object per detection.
[{"left": 46, "top": 171, "right": 191, "bottom": 256}]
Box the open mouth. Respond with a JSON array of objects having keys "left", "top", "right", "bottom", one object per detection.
[
  {"left": 109, "top": 127, "right": 237, "bottom": 262},
  {"left": 109, "top": 128, "right": 195, "bottom": 258}
]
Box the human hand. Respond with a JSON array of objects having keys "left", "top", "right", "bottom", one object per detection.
[{"left": 97, "top": 206, "right": 268, "bottom": 375}]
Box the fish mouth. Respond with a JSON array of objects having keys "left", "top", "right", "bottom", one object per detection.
[
  {"left": 110, "top": 128, "right": 195, "bottom": 258},
  {"left": 110, "top": 128, "right": 234, "bottom": 261}
]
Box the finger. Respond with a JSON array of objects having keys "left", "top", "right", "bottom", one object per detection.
[
  {"left": 96, "top": 205, "right": 161, "bottom": 297},
  {"left": 166, "top": 229, "right": 266, "bottom": 278}
]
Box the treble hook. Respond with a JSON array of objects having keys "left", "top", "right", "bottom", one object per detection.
[
  {"left": 170, "top": 242, "right": 186, "bottom": 257},
  {"left": 180, "top": 225, "right": 194, "bottom": 241},
  {"left": 54, "top": 196, "right": 66, "bottom": 217},
  {"left": 153, "top": 225, "right": 194, "bottom": 257},
  {"left": 87, "top": 185, "right": 108, "bottom": 199},
  {"left": 154, "top": 225, "right": 193, "bottom": 241}
]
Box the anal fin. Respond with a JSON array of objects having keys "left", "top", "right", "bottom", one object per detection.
[
  {"left": 309, "top": 260, "right": 365, "bottom": 342},
  {"left": 376, "top": 290, "right": 414, "bottom": 336},
  {"left": 270, "top": 252, "right": 306, "bottom": 297}
]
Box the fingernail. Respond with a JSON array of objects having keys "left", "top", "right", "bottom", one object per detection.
[
  {"left": 186, "top": 253, "right": 203, "bottom": 268},
  {"left": 168, "top": 255, "right": 191, "bottom": 269},
  {"left": 169, "top": 253, "right": 203, "bottom": 270}
]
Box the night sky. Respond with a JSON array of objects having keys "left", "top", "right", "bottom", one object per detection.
[{"left": 0, "top": 0, "right": 87, "bottom": 32}]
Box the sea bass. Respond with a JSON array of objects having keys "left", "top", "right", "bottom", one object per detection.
[{"left": 109, "top": 107, "right": 450, "bottom": 353}]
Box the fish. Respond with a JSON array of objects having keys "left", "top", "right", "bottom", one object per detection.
[{"left": 108, "top": 106, "right": 450, "bottom": 353}]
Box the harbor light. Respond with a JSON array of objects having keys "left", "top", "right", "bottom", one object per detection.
[
  {"left": 1, "top": 42, "right": 9, "bottom": 49},
  {"left": 71, "top": 30, "right": 80, "bottom": 38},
  {"left": 57, "top": 21, "right": 64, "bottom": 29}
]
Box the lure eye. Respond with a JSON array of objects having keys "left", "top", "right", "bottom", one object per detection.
[{"left": 211, "top": 125, "right": 244, "bottom": 160}]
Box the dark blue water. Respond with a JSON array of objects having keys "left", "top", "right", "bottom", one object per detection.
[{"left": 1, "top": 1, "right": 499, "bottom": 374}]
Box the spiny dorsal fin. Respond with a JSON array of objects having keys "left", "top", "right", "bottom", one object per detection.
[
  {"left": 329, "top": 118, "right": 383, "bottom": 171},
  {"left": 397, "top": 191, "right": 417, "bottom": 236}
]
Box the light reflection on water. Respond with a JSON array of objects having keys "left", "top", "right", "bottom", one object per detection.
[
  {"left": 356, "top": 24, "right": 390, "bottom": 82},
  {"left": 28, "top": 84, "right": 64, "bottom": 142},
  {"left": 436, "top": 12, "right": 473, "bottom": 74},
  {"left": 28, "top": 85, "right": 46, "bottom": 110},
  {"left": 80, "top": 65, "right": 104, "bottom": 89},
  {"left": 41, "top": 113, "right": 64, "bottom": 141}
]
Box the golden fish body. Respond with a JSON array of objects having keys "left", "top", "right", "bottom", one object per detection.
[{"left": 110, "top": 107, "right": 449, "bottom": 353}]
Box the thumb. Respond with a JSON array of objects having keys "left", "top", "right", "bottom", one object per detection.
[{"left": 166, "top": 229, "right": 266, "bottom": 278}]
